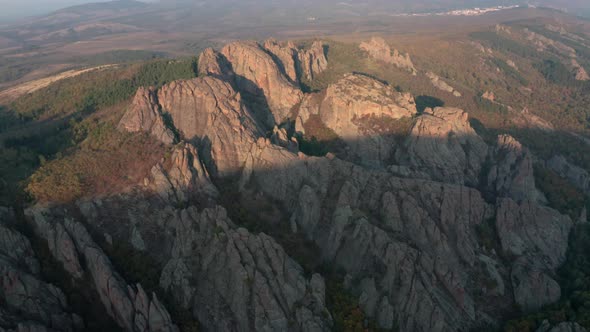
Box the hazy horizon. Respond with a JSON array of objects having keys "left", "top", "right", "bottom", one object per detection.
[{"left": 0, "top": 0, "right": 589, "bottom": 23}]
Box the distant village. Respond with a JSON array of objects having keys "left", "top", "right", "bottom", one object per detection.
[{"left": 391, "top": 5, "right": 522, "bottom": 17}]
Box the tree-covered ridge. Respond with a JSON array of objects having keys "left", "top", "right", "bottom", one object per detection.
[{"left": 0, "top": 57, "right": 199, "bottom": 205}]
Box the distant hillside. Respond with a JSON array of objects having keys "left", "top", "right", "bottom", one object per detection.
[{"left": 55, "top": 0, "right": 147, "bottom": 13}]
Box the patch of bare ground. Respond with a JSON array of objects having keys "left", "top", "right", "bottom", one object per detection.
[{"left": 0, "top": 65, "right": 117, "bottom": 102}]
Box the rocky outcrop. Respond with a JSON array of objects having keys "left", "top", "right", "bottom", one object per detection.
[
  {"left": 221, "top": 41, "right": 303, "bottom": 126},
  {"left": 261, "top": 39, "right": 328, "bottom": 83},
  {"left": 297, "top": 73, "right": 417, "bottom": 166},
  {"left": 261, "top": 157, "right": 496, "bottom": 332},
  {"left": 25, "top": 207, "right": 179, "bottom": 332},
  {"left": 513, "top": 108, "right": 554, "bottom": 132},
  {"left": 120, "top": 76, "right": 263, "bottom": 177},
  {"left": 197, "top": 47, "right": 233, "bottom": 80},
  {"left": 360, "top": 37, "right": 417, "bottom": 75},
  {"left": 572, "top": 59, "right": 589, "bottom": 81},
  {"left": 482, "top": 91, "right": 495, "bottom": 102},
  {"left": 147, "top": 143, "right": 218, "bottom": 204},
  {"left": 426, "top": 71, "right": 461, "bottom": 97},
  {"left": 35, "top": 198, "right": 333, "bottom": 332},
  {"left": 396, "top": 107, "right": 487, "bottom": 185},
  {"left": 298, "top": 41, "right": 328, "bottom": 81},
  {"left": 0, "top": 207, "right": 80, "bottom": 332},
  {"left": 270, "top": 125, "right": 298, "bottom": 152},
  {"left": 263, "top": 39, "right": 299, "bottom": 82},
  {"left": 118, "top": 87, "right": 176, "bottom": 144},
  {"left": 496, "top": 199, "right": 572, "bottom": 311},
  {"left": 486, "top": 135, "right": 543, "bottom": 202},
  {"left": 547, "top": 155, "right": 590, "bottom": 196},
  {"left": 159, "top": 206, "right": 332, "bottom": 331}
]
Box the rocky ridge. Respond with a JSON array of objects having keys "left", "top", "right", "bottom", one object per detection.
[
  {"left": 25, "top": 206, "right": 180, "bottom": 332},
  {"left": 113, "top": 39, "right": 578, "bottom": 331},
  {"left": 6, "top": 37, "right": 583, "bottom": 332},
  {"left": 0, "top": 207, "right": 83, "bottom": 332}
]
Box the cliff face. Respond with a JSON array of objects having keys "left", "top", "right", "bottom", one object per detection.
[
  {"left": 5, "top": 38, "right": 581, "bottom": 332},
  {"left": 221, "top": 41, "right": 303, "bottom": 126}
]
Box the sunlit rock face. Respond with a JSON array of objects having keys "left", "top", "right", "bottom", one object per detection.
[
  {"left": 360, "top": 37, "right": 417, "bottom": 75},
  {"left": 297, "top": 73, "right": 417, "bottom": 166},
  {"left": 221, "top": 41, "right": 303, "bottom": 126}
]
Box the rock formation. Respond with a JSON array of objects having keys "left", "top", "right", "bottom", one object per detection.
[
  {"left": 297, "top": 73, "right": 416, "bottom": 166},
  {"left": 482, "top": 90, "right": 495, "bottom": 101},
  {"left": 426, "top": 71, "right": 462, "bottom": 97},
  {"left": 496, "top": 199, "right": 572, "bottom": 310},
  {"left": 298, "top": 40, "right": 328, "bottom": 81},
  {"left": 118, "top": 87, "right": 176, "bottom": 144},
  {"left": 27, "top": 199, "right": 333, "bottom": 332},
  {"left": 26, "top": 207, "right": 179, "bottom": 332},
  {"left": 148, "top": 142, "right": 218, "bottom": 204},
  {"left": 0, "top": 207, "right": 82, "bottom": 332},
  {"left": 486, "top": 134, "right": 543, "bottom": 202},
  {"left": 360, "top": 37, "right": 417, "bottom": 75},
  {"left": 513, "top": 107, "right": 555, "bottom": 132},
  {"left": 251, "top": 153, "right": 572, "bottom": 331},
  {"left": 263, "top": 39, "right": 299, "bottom": 82},
  {"left": 120, "top": 76, "right": 263, "bottom": 177},
  {"left": 221, "top": 41, "right": 303, "bottom": 126},
  {"left": 396, "top": 107, "right": 487, "bottom": 185},
  {"left": 262, "top": 39, "right": 328, "bottom": 82},
  {"left": 17, "top": 36, "right": 585, "bottom": 332},
  {"left": 572, "top": 59, "right": 590, "bottom": 81},
  {"left": 197, "top": 47, "right": 234, "bottom": 80}
]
